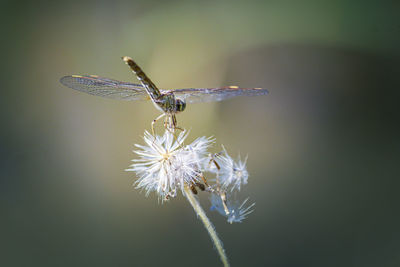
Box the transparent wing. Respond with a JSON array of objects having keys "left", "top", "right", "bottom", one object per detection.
[
  {"left": 171, "top": 86, "right": 269, "bottom": 103},
  {"left": 60, "top": 75, "right": 149, "bottom": 101}
]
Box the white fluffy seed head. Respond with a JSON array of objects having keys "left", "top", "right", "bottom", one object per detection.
[
  {"left": 209, "top": 146, "right": 249, "bottom": 191},
  {"left": 210, "top": 192, "right": 255, "bottom": 223},
  {"left": 126, "top": 130, "right": 213, "bottom": 200}
]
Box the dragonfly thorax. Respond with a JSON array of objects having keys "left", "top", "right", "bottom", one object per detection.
[{"left": 155, "top": 93, "right": 186, "bottom": 114}]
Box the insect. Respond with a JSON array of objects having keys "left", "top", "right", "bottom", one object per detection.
[{"left": 60, "top": 56, "right": 268, "bottom": 133}]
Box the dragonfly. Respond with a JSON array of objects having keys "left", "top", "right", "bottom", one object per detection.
[{"left": 60, "top": 56, "right": 268, "bottom": 133}]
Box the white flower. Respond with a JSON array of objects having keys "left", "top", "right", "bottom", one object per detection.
[
  {"left": 126, "top": 130, "right": 212, "bottom": 199},
  {"left": 210, "top": 146, "right": 249, "bottom": 191},
  {"left": 210, "top": 193, "right": 255, "bottom": 223},
  {"left": 186, "top": 136, "right": 214, "bottom": 168}
]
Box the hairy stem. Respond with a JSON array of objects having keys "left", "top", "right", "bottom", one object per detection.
[{"left": 184, "top": 186, "right": 229, "bottom": 267}]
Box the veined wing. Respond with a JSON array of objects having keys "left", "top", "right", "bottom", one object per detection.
[
  {"left": 171, "top": 86, "right": 269, "bottom": 103},
  {"left": 60, "top": 75, "right": 149, "bottom": 101}
]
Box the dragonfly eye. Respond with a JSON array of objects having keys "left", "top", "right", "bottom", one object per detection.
[{"left": 176, "top": 99, "right": 186, "bottom": 112}]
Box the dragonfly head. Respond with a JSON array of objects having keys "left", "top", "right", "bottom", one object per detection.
[{"left": 175, "top": 98, "right": 186, "bottom": 113}]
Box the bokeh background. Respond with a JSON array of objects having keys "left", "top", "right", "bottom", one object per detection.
[{"left": 1, "top": 1, "right": 400, "bottom": 266}]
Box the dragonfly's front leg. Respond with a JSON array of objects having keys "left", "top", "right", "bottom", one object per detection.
[
  {"left": 163, "top": 114, "right": 182, "bottom": 133},
  {"left": 162, "top": 114, "right": 185, "bottom": 148},
  {"left": 172, "top": 114, "right": 184, "bottom": 133},
  {"left": 152, "top": 113, "right": 166, "bottom": 136}
]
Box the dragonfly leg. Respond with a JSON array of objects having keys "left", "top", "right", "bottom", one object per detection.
[
  {"left": 164, "top": 115, "right": 177, "bottom": 134},
  {"left": 162, "top": 114, "right": 186, "bottom": 148},
  {"left": 172, "top": 114, "right": 184, "bottom": 132},
  {"left": 163, "top": 115, "right": 175, "bottom": 134},
  {"left": 152, "top": 113, "right": 166, "bottom": 136},
  {"left": 163, "top": 115, "right": 170, "bottom": 129}
]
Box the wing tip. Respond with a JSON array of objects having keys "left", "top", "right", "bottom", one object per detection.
[
  {"left": 254, "top": 88, "right": 269, "bottom": 94},
  {"left": 60, "top": 75, "right": 81, "bottom": 87},
  {"left": 59, "top": 75, "right": 70, "bottom": 85}
]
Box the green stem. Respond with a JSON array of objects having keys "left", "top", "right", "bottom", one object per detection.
[{"left": 184, "top": 186, "right": 230, "bottom": 267}]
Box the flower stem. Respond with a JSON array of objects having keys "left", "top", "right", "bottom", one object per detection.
[{"left": 184, "top": 186, "right": 230, "bottom": 267}]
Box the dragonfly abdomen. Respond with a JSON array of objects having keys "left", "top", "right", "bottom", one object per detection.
[{"left": 122, "top": 56, "right": 161, "bottom": 102}]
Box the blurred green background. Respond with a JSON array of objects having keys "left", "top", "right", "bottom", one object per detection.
[{"left": 1, "top": 0, "right": 399, "bottom": 266}]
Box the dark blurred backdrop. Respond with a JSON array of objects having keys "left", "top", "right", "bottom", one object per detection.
[{"left": 1, "top": 1, "right": 399, "bottom": 266}]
